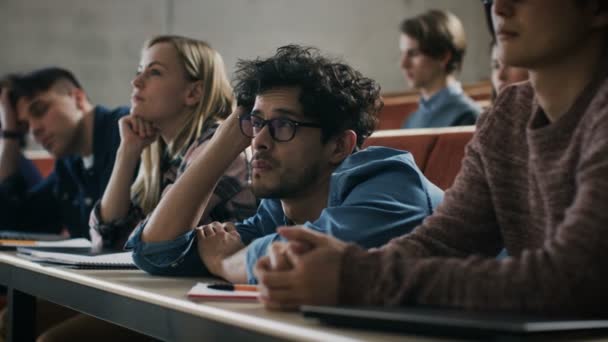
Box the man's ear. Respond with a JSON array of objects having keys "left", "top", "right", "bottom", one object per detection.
[
  {"left": 439, "top": 50, "right": 453, "bottom": 73},
  {"left": 185, "top": 80, "right": 204, "bottom": 107},
  {"left": 328, "top": 130, "right": 357, "bottom": 164},
  {"left": 72, "top": 88, "right": 88, "bottom": 112}
]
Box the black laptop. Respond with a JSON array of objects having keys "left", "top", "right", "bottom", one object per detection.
[{"left": 301, "top": 305, "right": 608, "bottom": 338}]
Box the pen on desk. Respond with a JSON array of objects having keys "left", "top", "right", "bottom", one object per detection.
[
  {"left": 0, "top": 239, "right": 37, "bottom": 246},
  {"left": 207, "top": 284, "right": 259, "bottom": 292}
]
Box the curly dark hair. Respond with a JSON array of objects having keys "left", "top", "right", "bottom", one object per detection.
[{"left": 232, "top": 45, "right": 382, "bottom": 147}]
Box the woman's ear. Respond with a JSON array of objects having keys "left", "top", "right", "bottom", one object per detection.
[
  {"left": 329, "top": 130, "right": 357, "bottom": 164},
  {"left": 185, "top": 80, "right": 204, "bottom": 107}
]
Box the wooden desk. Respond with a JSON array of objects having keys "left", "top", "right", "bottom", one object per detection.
[{"left": 0, "top": 253, "right": 445, "bottom": 342}]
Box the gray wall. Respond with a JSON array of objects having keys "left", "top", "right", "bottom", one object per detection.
[{"left": 0, "top": 0, "right": 491, "bottom": 108}]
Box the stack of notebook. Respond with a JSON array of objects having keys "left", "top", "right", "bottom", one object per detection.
[{"left": 16, "top": 245, "right": 136, "bottom": 269}]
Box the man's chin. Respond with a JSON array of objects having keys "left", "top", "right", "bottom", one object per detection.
[{"left": 252, "top": 182, "right": 283, "bottom": 199}]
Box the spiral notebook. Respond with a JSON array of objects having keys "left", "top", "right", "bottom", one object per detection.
[{"left": 16, "top": 247, "right": 136, "bottom": 269}]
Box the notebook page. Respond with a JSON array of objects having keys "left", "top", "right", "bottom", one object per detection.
[{"left": 17, "top": 251, "right": 135, "bottom": 267}]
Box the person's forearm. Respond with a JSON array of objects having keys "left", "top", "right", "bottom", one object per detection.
[
  {"left": 0, "top": 139, "right": 22, "bottom": 182},
  {"left": 99, "top": 146, "right": 140, "bottom": 222},
  {"left": 142, "top": 130, "right": 246, "bottom": 243}
]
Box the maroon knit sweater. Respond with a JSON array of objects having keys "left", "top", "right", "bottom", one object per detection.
[{"left": 340, "top": 69, "right": 608, "bottom": 315}]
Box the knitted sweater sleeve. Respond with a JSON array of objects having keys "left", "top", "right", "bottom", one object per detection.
[{"left": 339, "top": 85, "right": 608, "bottom": 315}]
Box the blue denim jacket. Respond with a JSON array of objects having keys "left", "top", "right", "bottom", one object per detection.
[
  {"left": 126, "top": 146, "right": 444, "bottom": 283},
  {"left": 0, "top": 106, "right": 129, "bottom": 237}
]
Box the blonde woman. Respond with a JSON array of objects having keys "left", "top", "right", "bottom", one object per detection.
[
  {"left": 89, "top": 35, "right": 256, "bottom": 251},
  {"left": 37, "top": 35, "right": 256, "bottom": 341}
]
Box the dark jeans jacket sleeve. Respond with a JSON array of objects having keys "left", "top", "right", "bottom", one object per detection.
[
  {"left": 0, "top": 172, "right": 63, "bottom": 232},
  {"left": 125, "top": 221, "right": 210, "bottom": 276}
]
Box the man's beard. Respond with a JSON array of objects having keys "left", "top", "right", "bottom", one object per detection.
[{"left": 252, "top": 162, "right": 322, "bottom": 200}]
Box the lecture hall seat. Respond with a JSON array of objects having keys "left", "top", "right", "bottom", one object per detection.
[{"left": 364, "top": 126, "right": 475, "bottom": 190}]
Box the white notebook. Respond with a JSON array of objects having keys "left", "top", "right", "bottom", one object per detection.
[{"left": 17, "top": 248, "right": 136, "bottom": 269}]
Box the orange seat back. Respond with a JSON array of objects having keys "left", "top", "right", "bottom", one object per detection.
[
  {"left": 363, "top": 130, "right": 436, "bottom": 170},
  {"left": 425, "top": 130, "right": 474, "bottom": 190},
  {"left": 26, "top": 151, "right": 55, "bottom": 178}
]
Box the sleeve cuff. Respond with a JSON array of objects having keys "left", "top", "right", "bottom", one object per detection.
[
  {"left": 245, "top": 234, "right": 283, "bottom": 284},
  {"left": 126, "top": 222, "right": 210, "bottom": 277},
  {"left": 89, "top": 200, "right": 143, "bottom": 248}
]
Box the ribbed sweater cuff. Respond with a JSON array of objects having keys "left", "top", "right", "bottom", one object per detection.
[{"left": 338, "top": 244, "right": 382, "bottom": 305}]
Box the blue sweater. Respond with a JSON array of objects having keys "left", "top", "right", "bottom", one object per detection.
[
  {"left": 0, "top": 106, "right": 129, "bottom": 237},
  {"left": 402, "top": 82, "right": 481, "bottom": 128},
  {"left": 128, "top": 146, "right": 444, "bottom": 283}
]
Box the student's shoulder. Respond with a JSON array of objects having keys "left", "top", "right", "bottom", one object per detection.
[
  {"left": 588, "top": 76, "right": 608, "bottom": 121},
  {"left": 577, "top": 75, "right": 608, "bottom": 142},
  {"left": 477, "top": 82, "right": 535, "bottom": 133},
  {"left": 336, "top": 147, "right": 420, "bottom": 179},
  {"left": 95, "top": 105, "right": 130, "bottom": 122},
  {"left": 449, "top": 91, "right": 482, "bottom": 114},
  {"left": 493, "top": 82, "right": 534, "bottom": 117}
]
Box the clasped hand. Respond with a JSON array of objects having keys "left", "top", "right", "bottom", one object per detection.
[{"left": 254, "top": 226, "right": 348, "bottom": 311}]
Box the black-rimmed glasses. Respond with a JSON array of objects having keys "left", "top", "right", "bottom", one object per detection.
[{"left": 239, "top": 114, "right": 322, "bottom": 142}]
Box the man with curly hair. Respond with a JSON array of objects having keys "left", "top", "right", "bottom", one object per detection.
[{"left": 126, "top": 45, "right": 444, "bottom": 283}]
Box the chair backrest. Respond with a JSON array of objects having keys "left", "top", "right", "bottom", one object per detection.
[
  {"left": 425, "top": 130, "right": 474, "bottom": 189},
  {"left": 363, "top": 129, "right": 437, "bottom": 171},
  {"left": 25, "top": 150, "right": 54, "bottom": 178},
  {"left": 376, "top": 100, "right": 418, "bottom": 130},
  {"left": 363, "top": 126, "right": 475, "bottom": 190}
]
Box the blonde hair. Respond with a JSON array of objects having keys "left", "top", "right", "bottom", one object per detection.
[{"left": 131, "top": 35, "right": 234, "bottom": 215}]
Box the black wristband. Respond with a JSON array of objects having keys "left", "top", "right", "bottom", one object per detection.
[{"left": 0, "top": 130, "right": 24, "bottom": 139}]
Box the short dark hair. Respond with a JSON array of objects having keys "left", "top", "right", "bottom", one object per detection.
[
  {"left": 400, "top": 9, "right": 467, "bottom": 74},
  {"left": 233, "top": 45, "right": 382, "bottom": 147},
  {"left": 9, "top": 67, "right": 84, "bottom": 108}
]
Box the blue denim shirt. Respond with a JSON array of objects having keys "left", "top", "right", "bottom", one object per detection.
[
  {"left": 127, "top": 146, "right": 444, "bottom": 283},
  {"left": 402, "top": 82, "right": 481, "bottom": 128},
  {"left": 0, "top": 106, "right": 129, "bottom": 237}
]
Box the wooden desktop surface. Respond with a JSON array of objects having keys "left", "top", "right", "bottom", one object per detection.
[{"left": 0, "top": 253, "right": 452, "bottom": 342}]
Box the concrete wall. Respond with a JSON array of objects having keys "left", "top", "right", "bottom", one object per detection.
[{"left": 0, "top": 0, "right": 491, "bottom": 108}]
